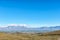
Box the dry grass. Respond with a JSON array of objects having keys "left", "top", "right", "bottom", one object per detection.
[{"left": 0, "top": 32, "right": 59, "bottom": 40}]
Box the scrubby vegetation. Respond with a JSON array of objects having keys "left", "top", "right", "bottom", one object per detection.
[{"left": 0, "top": 32, "right": 59, "bottom": 40}]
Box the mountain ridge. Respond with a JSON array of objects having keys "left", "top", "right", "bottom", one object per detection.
[{"left": 0, "top": 26, "right": 60, "bottom": 33}]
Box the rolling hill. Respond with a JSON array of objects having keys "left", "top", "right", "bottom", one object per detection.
[{"left": 44, "top": 30, "right": 60, "bottom": 35}]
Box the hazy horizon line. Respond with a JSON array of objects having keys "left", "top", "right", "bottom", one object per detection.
[{"left": 0, "top": 24, "right": 60, "bottom": 28}]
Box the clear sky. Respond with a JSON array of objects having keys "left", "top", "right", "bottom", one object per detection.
[{"left": 0, "top": 0, "right": 60, "bottom": 27}]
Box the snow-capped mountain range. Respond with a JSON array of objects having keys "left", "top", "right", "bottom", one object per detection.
[{"left": 0, "top": 26, "right": 60, "bottom": 33}]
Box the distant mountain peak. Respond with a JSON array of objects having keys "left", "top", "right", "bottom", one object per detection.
[
  {"left": 7, "top": 25, "right": 27, "bottom": 29},
  {"left": 0, "top": 26, "right": 60, "bottom": 33}
]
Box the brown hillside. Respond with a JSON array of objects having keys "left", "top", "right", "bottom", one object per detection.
[{"left": 45, "top": 30, "right": 60, "bottom": 35}]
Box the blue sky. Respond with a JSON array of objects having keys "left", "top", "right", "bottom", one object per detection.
[{"left": 0, "top": 0, "right": 60, "bottom": 27}]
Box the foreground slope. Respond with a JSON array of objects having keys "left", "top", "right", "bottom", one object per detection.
[{"left": 0, "top": 32, "right": 59, "bottom": 40}]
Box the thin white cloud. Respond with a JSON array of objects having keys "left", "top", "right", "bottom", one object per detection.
[
  {"left": 7, "top": 24, "right": 28, "bottom": 27},
  {"left": 0, "top": 24, "right": 29, "bottom": 27},
  {"left": 0, "top": 24, "right": 60, "bottom": 28}
]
